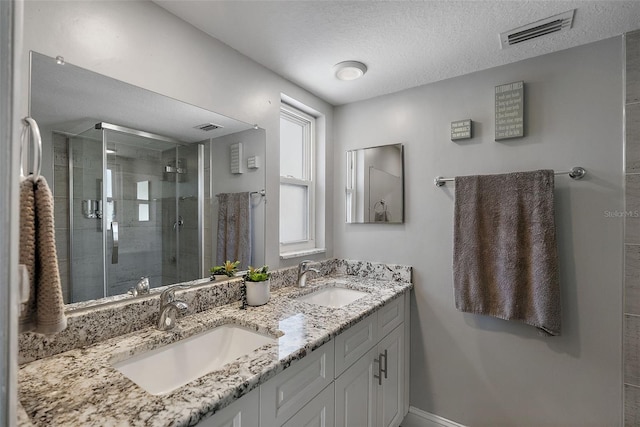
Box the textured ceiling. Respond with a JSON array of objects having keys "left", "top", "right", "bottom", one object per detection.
[{"left": 156, "top": 0, "right": 640, "bottom": 106}]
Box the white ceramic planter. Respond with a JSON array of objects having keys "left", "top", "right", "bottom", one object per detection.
[{"left": 246, "top": 279, "right": 270, "bottom": 306}]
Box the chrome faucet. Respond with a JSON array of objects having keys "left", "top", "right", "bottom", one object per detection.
[
  {"left": 297, "top": 260, "right": 320, "bottom": 288},
  {"left": 157, "top": 285, "right": 189, "bottom": 330},
  {"left": 128, "top": 276, "right": 150, "bottom": 297}
]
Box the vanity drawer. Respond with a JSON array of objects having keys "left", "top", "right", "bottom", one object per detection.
[
  {"left": 334, "top": 313, "right": 378, "bottom": 377},
  {"left": 260, "top": 340, "right": 335, "bottom": 426},
  {"left": 197, "top": 387, "right": 259, "bottom": 427},
  {"left": 377, "top": 295, "right": 405, "bottom": 339}
]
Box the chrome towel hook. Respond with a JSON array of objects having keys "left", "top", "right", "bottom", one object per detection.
[{"left": 21, "top": 117, "right": 42, "bottom": 180}]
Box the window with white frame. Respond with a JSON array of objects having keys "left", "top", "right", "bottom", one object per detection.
[{"left": 280, "top": 104, "right": 315, "bottom": 253}]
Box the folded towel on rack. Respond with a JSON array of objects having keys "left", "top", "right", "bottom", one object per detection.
[
  {"left": 19, "top": 176, "right": 67, "bottom": 335},
  {"left": 453, "top": 170, "right": 561, "bottom": 335}
]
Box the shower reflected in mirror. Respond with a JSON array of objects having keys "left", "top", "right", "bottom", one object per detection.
[{"left": 30, "top": 52, "right": 266, "bottom": 306}]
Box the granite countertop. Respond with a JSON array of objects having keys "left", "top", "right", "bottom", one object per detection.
[{"left": 18, "top": 274, "right": 412, "bottom": 426}]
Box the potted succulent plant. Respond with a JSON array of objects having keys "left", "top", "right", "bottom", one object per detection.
[
  {"left": 244, "top": 265, "right": 271, "bottom": 306},
  {"left": 209, "top": 260, "right": 240, "bottom": 281}
]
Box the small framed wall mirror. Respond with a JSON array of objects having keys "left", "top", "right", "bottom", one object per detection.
[{"left": 345, "top": 143, "right": 404, "bottom": 224}]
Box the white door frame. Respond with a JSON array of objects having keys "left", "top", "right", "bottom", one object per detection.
[{"left": 0, "top": 0, "right": 23, "bottom": 425}]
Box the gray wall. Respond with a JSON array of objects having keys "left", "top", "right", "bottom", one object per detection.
[
  {"left": 624, "top": 29, "right": 640, "bottom": 425},
  {"left": 334, "top": 38, "right": 623, "bottom": 425},
  {"left": 21, "top": 0, "right": 334, "bottom": 269}
]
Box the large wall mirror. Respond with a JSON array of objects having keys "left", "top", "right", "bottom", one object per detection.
[
  {"left": 345, "top": 143, "right": 404, "bottom": 224},
  {"left": 30, "top": 52, "right": 266, "bottom": 307}
]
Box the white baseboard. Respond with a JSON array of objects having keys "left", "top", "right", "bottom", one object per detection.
[{"left": 401, "top": 406, "right": 467, "bottom": 427}]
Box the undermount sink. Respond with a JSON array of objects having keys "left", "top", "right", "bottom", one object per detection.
[
  {"left": 296, "top": 286, "right": 368, "bottom": 308},
  {"left": 112, "top": 324, "right": 275, "bottom": 395}
]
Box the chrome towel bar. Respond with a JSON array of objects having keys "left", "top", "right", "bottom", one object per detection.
[{"left": 434, "top": 166, "right": 586, "bottom": 187}]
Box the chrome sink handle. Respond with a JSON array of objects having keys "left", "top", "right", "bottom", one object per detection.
[{"left": 159, "top": 284, "right": 190, "bottom": 306}]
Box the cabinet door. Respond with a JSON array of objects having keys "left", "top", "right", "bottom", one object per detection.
[
  {"left": 283, "top": 384, "right": 335, "bottom": 427},
  {"left": 376, "top": 324, "right": 404, "bottom": 427},
  {"left": 260, "top": 340, "right": 335, "bottom": 426},
  {"left": 335, "top": 347, "right": 377, "bottom": 427},
  {"left": 334, "top": 313, "right": 378, "bottom": 377},
  {"left": 196, "top": 387, "right": 259, "bottom": 427}
]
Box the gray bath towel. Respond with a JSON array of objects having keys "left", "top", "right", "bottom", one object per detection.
[
  {"left": 216, "top": 192, "right": 252, "bottom": 268},
  {"left": 19, "top": 176, "right": 67, "bottom": 335},
  {"left": 453, "top": 170, "right": 561, "bottom": 335}
]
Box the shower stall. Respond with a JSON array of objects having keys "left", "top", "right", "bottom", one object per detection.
[{"left": 59, "top": 123, "right": 203, "bottom": 303}]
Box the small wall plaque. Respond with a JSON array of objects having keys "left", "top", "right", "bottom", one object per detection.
[
  {"left": 495, "top": 81, "right": 524, "bottom": 140},
  {"left": 451, "top": 119, "right": 472, "bottom": 140}
]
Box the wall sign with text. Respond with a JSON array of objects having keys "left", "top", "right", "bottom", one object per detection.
[
  {"left": 451, "top": 119, "right": 472, "bottom": 141},
  {"left": 495, "top": 81, "right": 524, "bottom": 140}
]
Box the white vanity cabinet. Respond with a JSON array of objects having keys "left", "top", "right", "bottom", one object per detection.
[
  {"left": 196, "top": 292, "right": 409, "bottom": 427},
  {"left": 334, "top": 295, "right": 407, "bottom": 427}
]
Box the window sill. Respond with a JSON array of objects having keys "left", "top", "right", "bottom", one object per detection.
[{"left": 280, "top": 248, "right": 326, "bottom": 260}]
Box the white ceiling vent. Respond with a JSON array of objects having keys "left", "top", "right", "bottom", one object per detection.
[
  {"left": 194, "top": 123, "right": 223, "bottom": 131},
  {"left": 500, "top": 10, "right": 575, "bottom": 49}
]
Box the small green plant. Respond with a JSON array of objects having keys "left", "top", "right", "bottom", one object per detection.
[
  {"left": 210, "top": 260, "right": 240, "bottom": 277},
  {"left": 245, "top": 265, "right": 270, "bottom": 282}
]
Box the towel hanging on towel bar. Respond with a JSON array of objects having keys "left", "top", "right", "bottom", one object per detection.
[
  {"left": 434, "top": 166, "right": 586, "bottom": 187},
  {"left": 452, "top": 170, "right": 561, "bottom": 335}
]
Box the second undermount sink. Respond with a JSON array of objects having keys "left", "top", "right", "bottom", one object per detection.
[
  {"left": 112, "top": 324, "right": 275, "bottom": 395},
  {"left": 296, "top": 286, "right": 368, "bottom": 308}
]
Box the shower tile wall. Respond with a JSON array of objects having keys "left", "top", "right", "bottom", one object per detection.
[
  {"left": 158, "top": 144, "right": 202, "bottom": 284},
  {"left": 52, "top": 133, "right": 70, "bottom": 302},
  {"left": 65, "top": 132, "right": 105, "bottom": 303},
  {"left": 106, "top": 145, "right": 164, "bottom": 295},
  {"left": 161, "top": 148, "right": 178, "bottom": 285},
  {"left": 176, "top": 144, "right": 200, "bottom": 282},
  {"left": 625, "top": 29, "right": 640, "bottom": 425},
  {"left": 159, "top": 146, "right": 201, "bottom": 286}
]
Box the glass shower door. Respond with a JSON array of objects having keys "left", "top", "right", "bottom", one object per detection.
[
  {"left": 103, "top": 129, "right": 171, "bottom": 296},
  {"left": 160, "top": 143, "right": 202, "bottom": 285},
  {"left": 66, "top": 123, "right": 203, "bottom": 302},
  {"left": 68, "top": 127, "right": 105, "bottom": 302},
  {"left": 175, "top": 143, "right": 202, "bottom": 283}
]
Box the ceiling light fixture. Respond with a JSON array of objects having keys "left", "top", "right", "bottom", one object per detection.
[{"left": 333, "top": 61, "right": 367, "bottom": 81}]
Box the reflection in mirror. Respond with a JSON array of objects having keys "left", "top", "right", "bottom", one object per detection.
[
  {"left": 30, "top": 52, "right": 266, "bottom": 306},
  {"left": 345, "top": 143, "right": 404, "bottom": 224}
]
